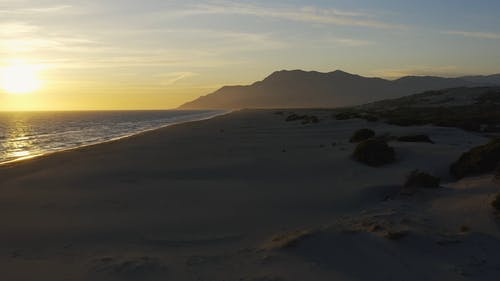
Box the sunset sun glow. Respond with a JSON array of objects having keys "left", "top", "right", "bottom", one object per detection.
[{"left": 1, "top": 62, "right": 42, "bottom": 94}]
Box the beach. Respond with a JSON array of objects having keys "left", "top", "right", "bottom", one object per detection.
[{"left": 1, "top": 109, "right": 499, "bottom": 281}]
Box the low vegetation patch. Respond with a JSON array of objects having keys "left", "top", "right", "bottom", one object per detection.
[
  {"left": 397, "top": 134, "right": 434, "bottom": 144},
  {"left": 350, "top": 128, "right": 376, "bottom": 143},
  {"left": 460, "top": 225, "right": 470, "bottom": 233},
  {"left": 492, "top": 193, "right": 500, "bottom": 211},
  {"left": 285, "top": 114, "right": 319, "bottom": 124},
  {"left": 353, "top": 139, "right": 395, "bottom": 167},
  {"left": 302, "top": 115, "right": 319, "bottom": 124},
  {"left": 381, "top": 105, "right": 500, "bottom": 132},
  {"left": 285, "top": 113, "right": 305, "bottom": 122},
  {"left": 384, "top": 230, "right": 409, "bottom": 240},
  {"left": 450, "top": 138, "right": 500, "bottom": 179},
  {"left": 404, "top": 170, "right": 441, "bottom": 189},
  {"left": 260, "top": 229, "right": 313, "bottom": 251},
  {"left": 334, "top": 111, "right": 378, "bottom": 122},
  {"left": 334, "top": 111, "right": 360, "bottom": 120}
]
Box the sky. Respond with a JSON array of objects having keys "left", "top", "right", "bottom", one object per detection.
[{"left": 0, "top": 0, "right": 499, "bottom": 110}]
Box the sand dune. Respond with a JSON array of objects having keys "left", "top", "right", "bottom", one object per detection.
[{"left": 0, "top": 109, "right": 498, "bottom": 281}]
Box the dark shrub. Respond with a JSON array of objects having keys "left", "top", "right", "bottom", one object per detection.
[
  {"left": 450, "top": 138, "right": 500, "bottom": 179},
  {"left": 492, "top": 193, "right": 500, "bottom": 211},
  {"left": 398, "top": 135, "right": 434, "bottom": 144},
  {"left": 353, "top": 139, "right": 395, "bottom": 166},
  {"left": 302, "top": 115, "right": 319, "bottom": 124},
  {"left": 460, "top": 225, "right": 470, "bottom": 232},
  {"left": 350, "top": 128, "right": 376, "bottom": 143},
  {"left": 404, "top": 170, "right": 441, "bottom": 189},
  {"left": 286, "top": 114, "right": 305, "bottom": 122},
  {"left": 384, "top": 230, "right": 408, "bottom": 240},
  {"left": 286, "top": 114, "right": 319, "bottom": 124},
  {"left": 335, "top": 112, "right": 360, "bottom": 120}
]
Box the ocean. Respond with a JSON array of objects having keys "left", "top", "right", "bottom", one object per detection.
[{"left": 0, "top": 110, "right": 225, "bottom": 164}]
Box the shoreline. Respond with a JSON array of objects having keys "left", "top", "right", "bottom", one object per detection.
[{"left": 0, "top": 109, "right": 231, "bottom": 167}]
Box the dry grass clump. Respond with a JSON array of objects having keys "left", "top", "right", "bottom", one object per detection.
[
  {"left": 350, "top": 128, "right": 376, "bottom": 143},
  {"left": 260, "top": 229, "right": 313, "bottom": 251},
  {"left": 302, "top": 115, "right": 319, "bottom": 124},
  {"left": 492, "top": 193, "right": 500, "bottom": 211},
  {"left": 494, "top": 166, "right": 500, "bottom": 183},
  {"left": 334, "top": 111, "right": 378, "bottom": 122},
  {"left": 380, "top": 105, "right": 500, "bottom": 132},
  {"left": 384, "top": 230, "right": 409, "bottom": 240},
  {"left": 353, "top": 139, "right": 395, "bottom": 167},
  {"left": 285, "top": 113, "right": 304, "bottom": 122},
  {"left": 334, "top": 111, "right": 360, "bottom": 120},
  {"left": 285, "top": 114, "right": 319, "bottom": 124},
  {"left": 460, "top": 225, "right": 470, "bottom": 233},
  {"left": 450, "top": 138, "right": 500, "bottom": 179},
  {"left": 404, "top": 170, "right": 441, "bottom": 189}
]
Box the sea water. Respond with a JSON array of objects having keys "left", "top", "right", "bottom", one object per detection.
[{"left": 0, "top": 110, "right": 225, "bottom": 164}]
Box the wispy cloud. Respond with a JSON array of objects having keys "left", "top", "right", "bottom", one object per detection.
[
  {"left": 180, "top": 2, "right": 405, "bottom": 30},
  {"left": 0, "top": 5, "right": 71, "bottom": 14},
  {"left": 0, "top": 22, "right": 39, "bottom": 35},
  {"left": 333, "top": 38, "right": 374, "bottom": 47},
  {"left": 443, "top": 30, "right": 500, "bottom": 39},
  {"left": 155, "top": 72, "right": 198, "bottom": 85}
]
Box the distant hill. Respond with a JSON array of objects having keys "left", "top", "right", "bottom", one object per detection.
[
  {"left": 352, "top": 87, "right": 500, "bottom": 132},
  {"left": 359, "top": 87, "right": 500, "bottom": 110},
  {"left": 460, "top": 74, "right": 500, "bottom": 85},
  {"left": 179, "top": 70, "right": 500, "bottom": 109}
]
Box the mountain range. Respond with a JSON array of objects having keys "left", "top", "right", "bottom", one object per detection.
[{"left": 179, "top": 70, "right": 500, "bottom": 109}]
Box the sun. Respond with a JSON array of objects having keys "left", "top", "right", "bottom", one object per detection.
[{"left": 1, "top": 62, "right": 42, "bottom": 94}]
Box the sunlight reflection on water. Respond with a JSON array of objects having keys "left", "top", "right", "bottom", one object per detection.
[{"left": 0, "top": 110, "right": 224, "bottom": 164}]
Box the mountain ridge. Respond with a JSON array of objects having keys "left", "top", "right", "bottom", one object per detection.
[{"left": 179, "top": 70, "right": 500, "bottom": 109}]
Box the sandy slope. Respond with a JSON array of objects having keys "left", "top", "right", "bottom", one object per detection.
[{"left": 0, "top": 109, "right": 498, "bottom": 281}]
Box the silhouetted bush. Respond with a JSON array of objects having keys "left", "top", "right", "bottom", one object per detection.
[
  {"left": 260, "top": 229, "right": 313, "bottom": 250},
  {"left": 335, "top": 111, "right": 360, "bottom": 120},
  {"left": 450, "top": 138, "right": 500, "bottom": 179},
  {"left": 286, "top": 114, "right": 319, "bottom": 124},
  {"left": 384, "top": 230, "right": 408, "bottom": 240},
  {"left": 350, "top": 128, "right": 376, "bottom": 143},
  {"left": 302, "top": 115, "right": 319, "bottom": 124},
  {"left": 353, "top": 139, "right": 395, "bottom": 166},
  {"left": 404, "top": 170, "right": 440, "bottom": 189},
  {"left": 285, "top": 113, "right": 305, "bottom": 122},
  {"left": 397, "top": 134, "right": 434, "bottom": 144},
  {"left": 379, "top": 105, "right": 500, "bottom": 132},
  {"left": 492, "top": 193, "right": 500, "bottom": 211}
]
